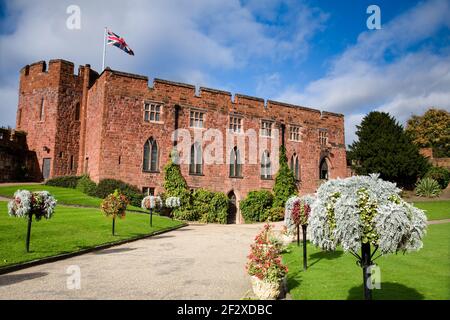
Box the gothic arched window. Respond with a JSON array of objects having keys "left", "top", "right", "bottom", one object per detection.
[
  {"left": 261, "top": 150, "right": 271, "bottom": 179},
  {"left": 189, "top": 142, "right": 203, "bottom": 175},
  {"left": 319, "top": 157, "right": 328, "bottom": 180},
  {"left": 290, "top": 153, "right": 300, "bottom": 180},
  {"left": 143, "top": 137, "right": 158, "bottom": 172},
  {"left": 230, "top": 146, "right": 242, "bottom": 177}
]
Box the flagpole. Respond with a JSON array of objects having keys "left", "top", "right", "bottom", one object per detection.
[{"left": 102, "top": 27, "right": 107, "bottom": 71}]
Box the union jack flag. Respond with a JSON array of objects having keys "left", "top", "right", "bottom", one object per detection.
[{"left": 107, "top": 30, "right": 134, "bottom": 56}]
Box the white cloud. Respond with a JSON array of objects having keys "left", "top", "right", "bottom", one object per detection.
[
  {"left": 0, "top": 0, "right": 327, "bottom": 127},
  {"left": 277, "top": 0, "right": 450, "bottom": 146}
]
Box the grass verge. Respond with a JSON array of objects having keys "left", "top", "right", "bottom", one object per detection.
[
  {"left": 0, "top": 201, "right": 183, "bottom": 268},
  {"left": 282, "top": 223, "right": 450, "bottom": 300}
]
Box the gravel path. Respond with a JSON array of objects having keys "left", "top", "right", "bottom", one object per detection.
[{"left": 0, "top": 222, "right": 284, "bottom": 300}]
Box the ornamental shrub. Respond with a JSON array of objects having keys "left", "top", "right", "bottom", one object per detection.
[
  {"left": 415, "top": 178, "right": 442, "bottom": 198},
  {"left": 272, "top": 145, "right": 297, "bottom": 208},
  {"left": 173, "top": 209, "right": 201, "bottom": 221},
  {"left": 240, "top": 190, "right": 273, "bottom": 222},
  {"left": 95, "top": 179, "right": 143, "bottom": 207},
  {"left": 246, "top": 224, "right": 288, "bottom": 284},
  {"left": 8, "top": 189, "right": 57, "bottom": 252},
  {"left": 424, "top": 166, "right": 450, "bottom": 189},
  {"left": 260, "top": 207, "right": 284, "bottom": 222},
  {"left": 163, "top": 154, "right": 191, "bottom": 215},
  {"left": 45, "top": 175, "right": 81, "bottom": 188},
  {"left": 309, "top": 174, "right": 427, "bottom": 255},
  {"left": 76, "top": 175, "right": 97, "bottom": 196},
  {"left": 8, "top": 190, "right": 57, "bottom": 220},
  {"left": 192, "top": 189, "right": 228, "bottom": 224}
]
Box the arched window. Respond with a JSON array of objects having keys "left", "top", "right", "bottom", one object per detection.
[
  {"left": 261, "top": 150, "right": 271, "bottom": 179},
  {"left": 230, "top": 146, "right": 242, "bottom": 177},
  {"left": 143, "top": 138, "right": 158, "bottom": 172},
  {"left": 189, "top": 142, "right": 203, "bottom": 175},
  {"left": 290, "top": 153, "right": 300, "bottom": 180},
  {"left": 319, "top": 157, "right": 328, "bottom": 180}
]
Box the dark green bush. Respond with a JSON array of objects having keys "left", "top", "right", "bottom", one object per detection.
[
  {"left": 163, "top": 154, "right": 191, "bottom": 218},
  {"left": 172, "top": 209, "right": 201, "bottom": 221},
  {"left": 192, "top": 189, "right": 228, "bottom": 224},
  {"left": 94, "top": 179, "right": 143, "bottom": 207},
  {"left": 76, "top": 175, "right": 97, "bottom": 196},
  {"left": 424, "top": 166, "right": 450, "bottom": 189},
  {"left": 260, "top": 207, "right": 284, "bottom": 222},
  {"left": 45, "top": 175, "right": 81, "bottom": 188},
  {"left": 240, "top": 190, "right": 273, "bottom": 222}
]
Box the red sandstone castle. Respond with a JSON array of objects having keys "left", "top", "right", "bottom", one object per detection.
[{"left": 16, "top": 59, "right": 347, "bottom": 222}]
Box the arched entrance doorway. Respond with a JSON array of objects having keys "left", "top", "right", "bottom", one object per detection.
[
  {"left": 227, "top": 191, "right": 237, "bottom": 224},
  {"left": 319, "top": 157, "right": 329, "bottom": 180}
]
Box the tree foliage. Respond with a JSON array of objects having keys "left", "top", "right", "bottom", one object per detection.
[
  {"left": 405, "top": 108, "right": 450, "bottom": 158},
  {"left": 163, "top": 153, "right": 190, "bottom": 208},
  {"left": 272, "top": 145, "right": 298, "bottom": 208},
  {"left": 348, "top": 112, "right": 429, "bottom": 189}
]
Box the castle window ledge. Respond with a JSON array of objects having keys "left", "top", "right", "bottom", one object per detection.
[
  {"left": 143, "top": 120, "right": 164, "bottom": 125},
  {"left": 229, "top": 175, "right": 244, "bottom": 179},
  {"left": 189, "top": 173, "right": 204, "bottom": 177},
  {"left": 142, "top": 170, "right": 160, "bottom": 174},
  {"left": 260, "top": 176, "right": 273, "bottom": 180}
]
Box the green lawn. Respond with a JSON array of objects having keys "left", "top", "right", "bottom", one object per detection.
[
  {"left": 412, "top": 200, "right": 450, "bottom": 221},
  {"left": 0, "top": 201, "right": 183, "bottom": 268},
  {"left": 0, "top": 184, "right": 146, "bottom": 212},
  {"left": 282, "top": 223, "right": 450, "bottom": 300}
]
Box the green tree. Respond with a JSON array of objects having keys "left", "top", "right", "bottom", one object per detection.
[
  {"left": 405, "top": 108, "right": 450, "bottom": 158},
  {"left": 348, "top": 111, "right": 429, "bottom": 189},
  {"left": 272, "top": 145, "right": 298, "bottom": 208}
]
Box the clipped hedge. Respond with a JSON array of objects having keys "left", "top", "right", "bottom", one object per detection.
[
  {"left": 94, "top": 179, "right": 143, "bottom": 207},
  {"left": 424, "top": 166, "right": 450, "bottom": 190},
  {"left": 240, "top": 190, "right": 273, "bottom": 222},
  {"left": 76, "top": 175, "right": 97, "bottom": 197},
  {"left": 45, "top": 175, "right": 82, "bottom": 188},
  {"left": 192, "top": 189, "right": 228, "bottom": 224},
  {"left": 173, "top": 209, "right": 201, "bottom": 221},
  {"left": 260, "top": 207, "right": 284, "bottom": 222}
]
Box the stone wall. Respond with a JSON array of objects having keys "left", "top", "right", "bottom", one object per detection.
[{"left": 0, "top": 128, "right": 40, "bottom": 182}]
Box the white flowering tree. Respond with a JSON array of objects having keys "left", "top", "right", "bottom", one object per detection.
[
  {"left": 142, "top": 195, "right": 163, "bottom": 227},
  {"left": 8, "top": 190, "right": 57, "bottom": 252},
  {"left": 285, "top": 194, "right": 315, "bottom": 270},
  {"left": 309, "top": 174, "right": 427, "bottom": 300}
]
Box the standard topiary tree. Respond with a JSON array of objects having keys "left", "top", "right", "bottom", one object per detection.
[
  {"left": 100, "top": 190, "right": 129, "bottom": 235},
  {"left": 309, "top": 174, "right": 427, "bottom": 300},
  {"left": 272, "top": 145, "right": 297, "bottom": 208},
  {"left": 142, "top": 195, "right": 163, "bottom": 227},
  {"left": 348, "top": 111, "right": 430, "bottom": 189},
  {"left": 8, "top": 190, "right": 57, "bottom": 252},
  {"left": 285, "top": 194, "right": 314, "bottom": 270}
]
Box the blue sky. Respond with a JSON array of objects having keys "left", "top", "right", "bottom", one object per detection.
[{"left": 0, "top": 0, "right": 449, "bottom": 145}]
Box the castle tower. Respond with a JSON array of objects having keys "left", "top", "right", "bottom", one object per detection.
[{"left": 17, "top": 59, "right": 95, "bottom": 179}]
